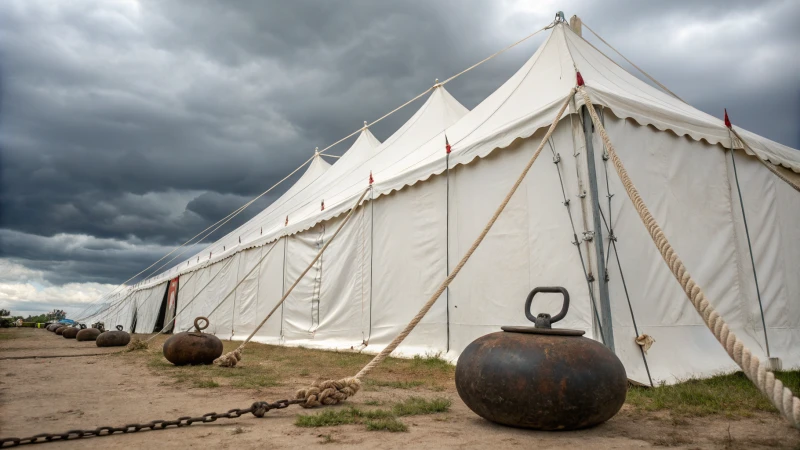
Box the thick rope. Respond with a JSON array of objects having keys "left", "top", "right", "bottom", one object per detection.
[
  {"left": 580, "top": 20, "right": 685, "bottom": 103},
  {"left": 578, "top": 87, "right": 800, "bottom": 428},
  {"left": 215, "top": 186, "right": 372, "bottom": 367},
  {"left": 355, "top": 90, "right": 576, "bottom": 380},
  {"left": 729, "top": 127, "right": 800, "bottom": 193}
]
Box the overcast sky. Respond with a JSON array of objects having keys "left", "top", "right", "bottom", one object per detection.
[{"left": 1, "top": 0, "right": 798, "bottom": 318}]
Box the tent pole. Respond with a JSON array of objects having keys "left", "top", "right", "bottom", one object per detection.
[
  {"left": 445, "top": 152, "right": 451, "bottom": 353},
  {"left": 368, "top": 188, "right": 374, "bottom": 343},
  {"left": 582, "top": 105, "right": 615, "bottom": 352},
  {"left": 729, "top": 147, "right": 770, "bottom": 357},
  {"left": 280, "top": 236, "right": 287, "bottom": 341}
]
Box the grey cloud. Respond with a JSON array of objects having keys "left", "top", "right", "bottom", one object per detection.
[{"left": 0, "top": 0, "right": 798, "bottom": 298}]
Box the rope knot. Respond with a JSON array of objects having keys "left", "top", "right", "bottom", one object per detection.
[
  {"left": 214, "top": 349, "right": 242, "bottom": 367},
  {"left": 296, "top": 377, "right": 361, "bottom": 408},
  {"left": 251, "top": 401, "right": 270, "bottom": 418}
]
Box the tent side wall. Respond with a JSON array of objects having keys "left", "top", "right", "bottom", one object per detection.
[
  {"left": 593, "top": 113, "right": 783, "bottom": 383},
  {"left": 447, "top": 121, "right": 596, "bottom": 360},
  {"left": 726, "top": 149, "right": 800, "bottom": 371},
  {"left": 369, "top": 173, "right": 448, "bottom": 356}
]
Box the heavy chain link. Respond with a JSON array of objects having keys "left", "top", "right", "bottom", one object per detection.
[{"left": 0, "top": 398, "right": 305, "bottom": 447}]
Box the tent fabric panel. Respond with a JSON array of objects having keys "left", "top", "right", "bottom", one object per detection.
[
  {"left": 368, "top": 174, "right": 448, "bottom": 357},
  {"left": 248, "top": 238, "right": 287, "bottom": 344},
  {"left": 174, "top": 257, "right": 234, "bottom": 333},
  {"left": 311, "top": 206, "right": 371, "bottom": 348},
  {"left": 204, "top": 252, "right": 241, "bottom": 339},
  {"left": 730, "top": 151, "right": 800, "bottom": 369},
  {"left": 281, "top": 227, "right": 325, "bottom": 342},
  {"left": 230, "top": 244, "right": 271, "bottom": 340},
  {"left": 596, "top": 114, "right": 758, "bottom": 383},
  {"left": 447, "top": 123, "right": 595, "bottom": 360},
  {"left": 134, "top": 282, "right": 168, "bottom": 334}
]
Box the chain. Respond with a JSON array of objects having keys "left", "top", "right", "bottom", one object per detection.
[{"left": 0, "top": 399, "right": 306, "bottom": 447}]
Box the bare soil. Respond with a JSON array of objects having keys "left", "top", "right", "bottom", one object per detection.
[{"left": 1, "top": 328, "right": 798, "bottom": 449}]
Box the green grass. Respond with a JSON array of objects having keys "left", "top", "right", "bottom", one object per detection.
[
  {"left": 392, "top": 397, "right": 451, "bottom": 416},
  {"left": 364, "top": 417, "right": 407, "bottom": 432},
  {"left": 128, "top": 335, "right": 454, "bottom": 391},
  {"left": 626, "top": 371, "right": 800, "bottom": 418},
  {"left": 295, "top": 398, "right": 450, "bottom": 432},
  {"left": 193, "top": 379, "right": 220, "bottom": 388},
  {"left": 364, "top": 380, "right": 424, "bottom": 390}
]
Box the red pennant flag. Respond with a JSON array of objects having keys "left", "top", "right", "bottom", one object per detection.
[
  {"left": 724, "top": 109, "right": 732, "bottom": 128},
  {"left": 369, "top": 171, "right": 374, "bottom": 185},
  {"left": 285, "top": 216, "right": 289, "bottom": 226},
  {"left": 445, "top": 135, "right": 451, "bottom": 154},
  {"left": 321, "top": 200, "right": 325, "bottom": 211},
  {"left": 576, "top": 71, "right": 585, "bottom": 87}
]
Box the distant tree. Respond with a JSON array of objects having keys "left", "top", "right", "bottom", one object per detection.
[{"left": 0, "top": 309, "right": 10, "bottom": 317}]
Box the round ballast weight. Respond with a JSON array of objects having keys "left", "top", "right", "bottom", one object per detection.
[
  {"left": 47, "top": 324, "right": 60, "bottom": 332},
  {"left": 76, "top": 328, "right": 102, "bottom": 341},
  {"left": 455, "top": 287, "right": 627, "bottom": 431},
  {"left": 62, "top": 327, "right": 80, "bottom": 339},
  {"left": 96, "top": 325, "right": 131, "bottom": 347},
  {"left": 162, "top": 317, "right": 223, "bottom": 366},
  {"left": 55, "top": 326, "right": 68, "bottom": 335}
]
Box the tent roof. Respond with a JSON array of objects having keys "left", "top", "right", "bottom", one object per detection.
[{"left": 138, "top": 21, "right": 798, "bottom": 289}]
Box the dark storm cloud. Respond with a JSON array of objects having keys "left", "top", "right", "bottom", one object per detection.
[{"left": 0, "top": 0, "right": 798, "bottom": 300}]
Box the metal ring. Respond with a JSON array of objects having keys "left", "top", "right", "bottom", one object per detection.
[
  {"left": 194, "top": 316, "right": 209, "bottom": 332},
  {"left": 116, "top": 325, "right": 124, "bottom": 331},
  {"left": 525, "top": 286, "right": 570, "bottom": 324}
]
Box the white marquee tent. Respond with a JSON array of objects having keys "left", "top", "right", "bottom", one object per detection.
[{"left": 83, "top": 20, "right": 800, "bottom": 386}]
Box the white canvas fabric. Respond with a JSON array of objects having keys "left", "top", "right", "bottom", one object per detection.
[{"left": 90, "top": 22, "right": 799, "bottom": 384}]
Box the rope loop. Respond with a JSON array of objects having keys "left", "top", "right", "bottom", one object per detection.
[
  {"left": 296, "top": 378, "right": 361, "bottom": 408},
  {"left": 214, "top": 349, "right": 242, "bottom": 367}
]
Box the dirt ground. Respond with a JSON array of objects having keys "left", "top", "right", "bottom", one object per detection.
[{"left": 1, "top": 328, "right": 798, "bottom": 449}]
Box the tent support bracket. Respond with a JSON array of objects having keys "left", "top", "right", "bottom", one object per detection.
[{"left": 582, "top": 105, "right": 615, "bottom": 352}]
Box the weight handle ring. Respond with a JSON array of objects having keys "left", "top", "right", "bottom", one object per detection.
[
  {"left": 194, "top": 316, "right": 210, "bottom": 332},
  {"left": 525, "top": 286, "right": 570, "bottom": 327},
  {"left": 116, "top": 325, "right": 124, "bottom": 331}
]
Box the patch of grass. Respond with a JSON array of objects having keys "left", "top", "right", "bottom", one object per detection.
[
  {"left": 296, "top": 408, "right": 360, "bottom": 427},
  {"left": 392, "top": 397, "right": 451, "bottom": 416},
  {"left": 126, "top": 335, "right": 454, "bottom": 392},
  {"left": 194, "top": 379, "right": 219, "bottom": 388},
  {"left": 364, "top": 380, "right": 424, "bottom": 390},
  {"left": 364, "top": 417, "right": 407, "bottom": 432},
  {"left": 296, "top": 398, "right": 449, "bottom": 432},
  {"left": 626, "top": 371, "right": 800, "bottom": 418},
  {"left": 410, "top": 354, "right": 451, "bottom": 371},
  {"left": 363, "top": 399, "right": 384, "bottom": 406}
]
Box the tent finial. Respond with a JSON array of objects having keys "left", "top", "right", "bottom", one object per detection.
[
  {"left": 314, "top": 147, "right": 320, "bottom": 155},
  {"left": 434, "top": 78, "right": 440, "bottom": 88},
  {"left": 363, "top": 120, "right": 368, "bottom": 129}
]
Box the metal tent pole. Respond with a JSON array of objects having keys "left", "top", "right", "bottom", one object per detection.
[{"left": 582, "top": 105, "right": 615, "bottom": 352}]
